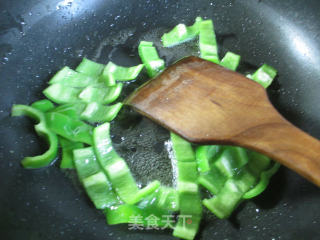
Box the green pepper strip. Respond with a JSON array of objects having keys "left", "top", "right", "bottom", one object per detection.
[
  {"left": 247, "top": 64, "right": 277, "bottom": 88},
  {"left": 78, "top": 83, "right": 123, "bottom": 104},
  {"left": 195, "top": 145, "right": 220, "bottom": 173},
  {"left": 93, "top": 123, "right": 160, "bottom": 204},
  {"left": 203, "top": 167, "right": 257, "bottom": 219},
  {"left": 100, "top": 62, "right": 144, "bottom": 86},
  {"left": 161, "top": 17, "right": 203, "bottom": 47},
  {"left": 73, "top": 147, "right": 120, "bottom": 209},
  {"left": 246, "top": 150, "right": 272, "bottom": 176},
  {"left": 49, "top": 66, "right": 98, "bottom": 87},
  {"left": 59, "top": 137, "right": 84, "bottom": 169},
  {"left": 49, "top": 103, "right": 86, "bottom": 120},
  {"left": 138, "top": 41, "right": 165, "bottom": 78},
  {"left": 199, "top": 19, "right": 219, "bottom": 64},
  {"left": 46, "top": 112, "right": 93, "bottom": 145},
  {"left": 105, "top": 186, "right": 178, "bottom": 226},
  {"left": 76, "top": 58, "right": 105, "bottom": 77},
  {"left": 200, "top": 147, "right": 280, "bottom": 218},
  {"left": 198, "top": 167, "right": 227, "bottom": 195},
  {"left": 11, "top": 105, "right": 58, "bottom": 168},
  {"left": 197, "top": 145, "right": 227, "bottom": 195},
  {"left": 155, "top": 186, "right": 179, "bottom": 212},
  {"left": 243, "top": 162, "right": 280, "bottom": 199},
  {"left": 171, "top": 133, "right": 202, "bottom": 240},
  {"left": 220, "top": 52, "right": 241, "bottom": 71},
  {"left": 73, "top": 147, "right": 100, "bottom": 179},
  {"left": 213, "top": 146, "right": 249, "bottom": 178},
  {"left": 80, "top": 102, "right": 123, "bottom": 123},
  {"left": 43, "top": 83, "right": 83, "bottom": 104},
  {"left": 31, "top": 99, "right": 55, "bottom": 112}
]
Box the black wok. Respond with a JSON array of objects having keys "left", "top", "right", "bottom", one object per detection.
[{"left": 0, "top": 0, "right": 319, "bottom": 239}]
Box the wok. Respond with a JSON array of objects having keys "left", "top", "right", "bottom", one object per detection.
[{"left": 0, "top": 0, "right": 319, "bottom": 239}]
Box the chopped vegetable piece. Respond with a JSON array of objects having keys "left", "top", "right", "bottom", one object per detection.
[
  {"left": 82, "top": 172, "right": 120, "bottom": 209},
  {"left": 59, "top": 137, "right": 84, "bottom": 169},
  {"left": 177, "top": 181, "right": 202, "bottom": 215},
  {"left": 155, "top": 186, "right": 179, "bottom": 211},
  {"left": 50, "top": 103, "right": 86, "bottom": 120},
  {"left": 11, "top": 105, "right": 58, "bottom": 168},
  {"left": 243, "top": 162, "right": 280, "bottom": 199},
  {"left": 199, "top": 20, "right": 219, "bottom": 63},
  {"left": 203, "top": 168, "right": 257, "bottom": 219},
  {"left": 171, "top": 133, "right": 202, "bottom": 240},
  {"left": 106, "top": 186, "right": 178, "bottom": 227},
  {"left": 173, "top": 215, "right": 202, "bottom": 240},
  {"left": 73, "top": 147, "right": 101, "bottom": 179},
  {"left": 79, "top": 83, "right": 123, "bottom": 104},
  {"left": 138, "top": 41, "right": 165, "bottom": 78},
  {"left": 100, "top": 62, "right": 144, "bottom": 85},
  {"left": 46, "top": 112, "right": 93, "bottom": 145},
  {"left": 198, "top": 166, "right": 227, "bottom": 195},
  {"left": 170, "top": 133, "right": 196, "bottom": 162},
  {"left": 177, "top": 161, "right": 198, "bottom": 182},
  {"left": 129, "top": 180, "right": 161, "bottom": 204},
  {"left": 73, "top": 147, "right": 120, "bottom": 209},
  {"left": 203, "top": 180, "right": 242, "bottom": 219},
  {"left": 49, "top": 66, "right": 98, "bottom": 87},
  {"left": 195, "top": 145, "right": 220, "bottom": 173},
  {"left": 220, "top": 52, "right": 241, "bottom": 71},
  {"left": 80, "top": 102, "right": 123, "bottom": 123},
  {"left": 213, "top": 146, "right": 249, "bottom": 178},
  {"left": 43, "top": 84, "right": 83, "bottom": 104},
  {"left": 93, "top": 123, "right": 158, "bottom": 204},
  {"left": 246, "top": 150, "right": 272, "bottom": 176},
  {"left": 31, "top": 99, "right": 55, "bottom": 112},
  {"left": 162, "top": 17, "right": 203, "bottom": 47},
  {"left": 103, "top": 72, "right": 116, "bottom": 86},
  {"left": 76, "top": 58, "right": 105, "bottom": 77},
  {"left": 251, "top": 64, "right": 277, "bottom": 88}
]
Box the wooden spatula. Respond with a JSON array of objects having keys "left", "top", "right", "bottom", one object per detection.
[{"left": 125, "top": 56, "right": 320, "bottom": 187}]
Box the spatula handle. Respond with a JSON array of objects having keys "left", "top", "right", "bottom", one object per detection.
[{"left": 232, "top": 115, "right": 320, "bottom": 186}]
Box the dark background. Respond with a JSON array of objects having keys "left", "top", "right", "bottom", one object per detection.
[{"left": 0, "top": 0, "right": 319, "bottom": 239}]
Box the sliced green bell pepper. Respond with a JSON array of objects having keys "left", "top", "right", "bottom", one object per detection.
[
  {"left": 80, "top": 102, "right": 123, "bottom": 123},
  {"left": 93, "top": 123, "right": 160, "bottom": 205},
  {"left": 203, "top": 167, "right": 257, "bottom": 219},
  {"left": 106, "top": 186, "right": 178, "bottom": 227},
  {"left": 220, "top": 52, "right": 241, "bottom": 71},
  {"left": 43, "top": 83, "right": 83, "bottom": 104},
  {"left": 31, "top": 99, "right": 55, "bottom": 112},
  {"left": 251, "top": 64, "right": 277, "bottom": 88},
  {"left": 49, "top": 103, "right": 86, "bottom": 120},
  {"left": 59, "top": 137, "right": 84, "bottom": 169},
  {"left": 11, "top": 105, "right": 58, "bottom": 168},
  {"left": 46, "top": 112, "right": 93, "bottom": 145},
  {"left": 161, "top": 17, "right": 203, "bottom": 47},
  {"left": 171, "top": 133, "right": 202, "bottom": 240},
  {"left": 100, "top": 62, "right": 144, "bottom": 86},
  {"left": 199, "top": 19, "right": 219, "bottom": 63},
  {"left": 138, "top": 41, "right": 165, "bottom": 78},
  {"left": 76, "top": 58, "right": 105, "bottom": 77},
  {"left": 195, "top": 145, "right": 220, "bottom": 173},
  {"left": 243, "top": 162, "right": 280, "bottom": 199},
  {"left": 78, "top": 83, "right": 123, "bottom": 104},
  {"left": 49, "top": 66, "right": 98, "bottom": 87},
  {"left": 73, "top": 146, "right": 120, "bottom": 209}
]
